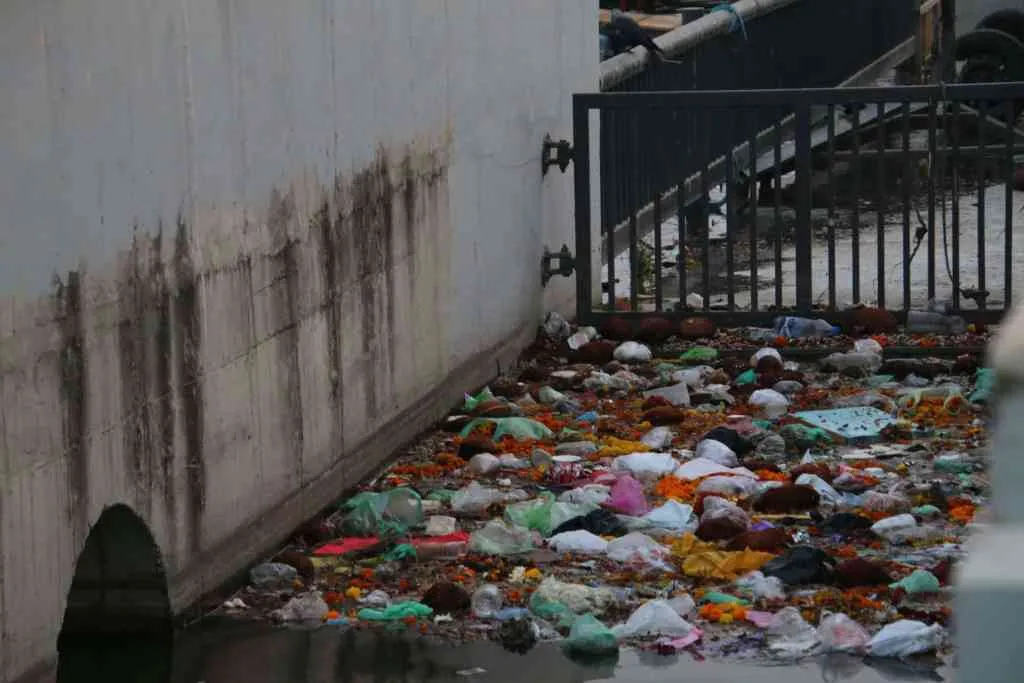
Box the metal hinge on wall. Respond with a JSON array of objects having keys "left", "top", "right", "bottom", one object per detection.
[
  {"left": 541, "top": 245, "right": 575, "bottom": 286},
  {"left": 542, "top": 135, "right": 574, "bottom": 175}
]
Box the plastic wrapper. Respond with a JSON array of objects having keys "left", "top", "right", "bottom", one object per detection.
[
  {"left": 606, "top": 475, "right": 649, "bottom": 516},
  {"left": 271, "top": 592, "right": 330, "bottom": 622},
  {"left": 640, "top": 426, "right": 674, "bottom": 450},
  {"left": 697, "top": 475, "right": 760, "bottom": 498},
  {"left": 559, "top": 485, "right": 611, "bottom": 506},
  {"left": 866, "top": 620, "right": 944, "bottom": 657},
  {"left": 469, "top": 520, "right": 535, "bottom": 555},
  {"left": 613, "top": 341, "right": 652, "bottom": 363},
  {"left": 794, "top": 473, "right": 843, "bottom": 506},
  {"left": 547, "top": 530, "right": 609, "bottom": 554},
  {"left": 451, "top": 481, "right": 504, "bottom": 514},
  {"left": 749, "top": 389, "right": 790, "bottom": 419},
  {"left": 532, "top": 577, "right": 616, "bottom": 616},
  {"left": 817, "top": 612, "right": 870, "bottom": 653},
  {"left": 612, "top": 600, "right": 695, "bottom": 639},
  {"left": 643, "top": 381, "right": 690, "bottom": 407},
  {"left": 766, "top": 606, "right": 822, "bottom": 656},
  {"left": 605, "top": 532, "right": 671, "bottom": 568},
  {"left": 700, "top": 497, "right": 751, "bottom": 529},
  {"left": 611, "top": 452, "right": 678, "bottom": 480},
  {"left": 642, "top": 500, "right": 695, "bottom": 531},
  {"left": 694, "top": 439, "right": 739, "bottom": 467},
  {"left": 563, "top": 615, "right": 619, "bottom": 656},
  {"left": 358, "top": 601, "right": 433, "bottom": 622},
  {"left": 735, "top": 571, "right": 786, "bottom": 601}
]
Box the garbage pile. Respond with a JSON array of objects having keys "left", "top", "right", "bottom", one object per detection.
[{"left": 226, "top": 312, "right": 993, "bottom": 665}]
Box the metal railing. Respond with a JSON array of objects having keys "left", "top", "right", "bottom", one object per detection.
[
  {"left": 598, "top": 0, "right": 920, "bottom": 231},
  {"left": 572, "top": 82, "right": 1024, "bottom": 325}
]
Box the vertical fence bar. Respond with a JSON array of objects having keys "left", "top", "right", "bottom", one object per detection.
[
  {"left": 927, "top": 99, "right": 937, "bottom": 303},
  {"left": 1006, "top": 99, "right": 1015, "bottom": 308},
  {"left": 572, "top": 96, "right": 592, "bottom": 321},
  {"left": 628, "top": 111, "right": 640, "bottom": 312},
  {"left": 677, "top": 184, "right": 688, "bottom": 310},
  {"left": 951, "top": 101, "right": 961, "bottom": 311},
  {"left": 976, "top": 102, "right": 987, "bottom": 310},
  {"left": 653, "top": 110, "right": 664, "bottom": 312},
  {"left": 826, "top": 104, "right": 837, "bottom": 310},
  {"left": 795, "top": 102, "right": 813, "bottom": 313},
  {"left": 851, "top": 105, "right": 862, "bottom": 304},
  {"left": 875, "top": 102, "right": 886, "bottom": 309},
  {"left": 725, "top": 111, "right": 737, "bottom": 313},
  {"left": 701, "top": 108, "right": 712, "bottom": 311},
  {"left": 607, "top": 109, "right": 617, "bottom": 312},
  {"left": 773, "top": 117, "right": 783, "bottom": 309},
  {"left": 901, "top": 103, "right": 912, "bottom": 312},
  {"left": 748, "top": 111, "right": 759, "bottom": 313}
]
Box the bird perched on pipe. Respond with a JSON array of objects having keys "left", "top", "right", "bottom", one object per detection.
[{"left": 607, "top": 9, "right": 664, "bottom": 60}]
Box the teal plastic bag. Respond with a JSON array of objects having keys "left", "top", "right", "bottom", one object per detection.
[
  {"left": 459, "top": 417, "right": 554, "bottom": 441},
  {"left": 735, "top": 369, "right": 757, "bottom": 386},
  {"left": 358, "top": 601, "right": 433, "bottom": 621},
  {"left": 700, "top": 591, "right": 750, "bottom": 606},
  {"left": 505, "top": 493, "right": 556, "bottom": 535},
  {"left": 970, "top": 368, "right": 995, "bottom": 404},
  {"left": 563, "top": 615, "right": 619, "bottom": 655},
  {"left": 779, "top": 423, "right": 833, "bottom": 451},
  {"left": 340, "top": 488, "right": 423, "bottom": 538},
  {"left": 463, "top": 387, "right": 496, "bottom": 412},
  {"left": 890, "top": 569, "right": 940, "bottom": 594},
  {"left": 382, "top": 544, "right": 417, "bottom": 561}
]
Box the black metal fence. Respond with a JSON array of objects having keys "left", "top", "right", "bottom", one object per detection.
[
  {"left": 573, "top": 82, "right": 1024, "bottom": 325},
  {"left": 600, "top": 0, "right": 920, "bottom": 230}
]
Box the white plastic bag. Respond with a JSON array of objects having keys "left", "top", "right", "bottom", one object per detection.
[
  {"left": 794, "top": 473, "right": 843, "bottom": 506},
  {"left": 451, "top": 481, "right": 504, "bottom": 513},
  {"left": 667, "top": 594, "right": 696, "bottom": 618},
  {"left": 548, "top": 530, "right": 609, "bottom": 554},
  {"left": 749, "top": 389, "right": 790, "bottom": 419},
  {"left": 642, "top": 500, "right": 695, "bottom": 531},
  {"left": 866, "top": 620, "right": 945, "bottom": 657},
  {"left": 695, "top": 439, "right": 739, "bottom": 467},
  {"left": 751, "top": 347, "right": 783, "bottom": 368},
  {"left": 467, "top": 453, "right": 501, "bottom": 476},
  {"left": 700, "top": 497, "right": 751, "bottom": 529},
  {"left": 612, "top": 599, "right": 695, "bottom": 639},
  {"left": 674, "top": 457, "right": 737, "bottom": 480},
  {"left": 613, "top": 341, "right": 652, "bottom": 363},
  {"left": 643, "top": 382, "right": 691, "bottom": 407},
  {"left": 735, "top": 571, "right": 786, "bottom": 601},
  {"left": 817, "top": 612, "right": 870, "bottom": 653},
  {"left": 533, "top": 577, "right": 616, "bottom": 615},
  {"left": 853, "top": 338, "right": 883, "bottom": 355},
  {"left": 697, "top": 475, "right": 760, "bottom": 498},
  {"left": 766, "top": 606, "right": 822, "bottom": 656},
  {"left": 605, "top": 533, "right": 671, "bottom": 568},
  {"left": 640, "top": 426, "right": 674, "bottom": 450},
  {"left": 558, "top": 485, "right": 611, "bottom": 506},
  {"left": 271, "top": 592, "right": 329, "bottom": 622},
  {"left": 611, "top": 452, "right": 679, "bottom": 480},
  {"left": 870, "top": 513, "right": 918, "bottom": 540}
]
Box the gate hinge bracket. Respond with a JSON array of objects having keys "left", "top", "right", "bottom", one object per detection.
[
  {"left": 541, "top": 244, "right": 575, "bottom": 286},
  {"left": 542, "top": 135, "right": 574, "bottom": 176}
]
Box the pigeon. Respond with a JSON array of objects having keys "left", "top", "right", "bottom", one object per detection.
[{"left": 608, "top": 9, "right": 664, "bottom": 58}]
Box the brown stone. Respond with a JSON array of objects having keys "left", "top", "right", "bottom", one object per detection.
[
  {"left": 849, "top": 307, "right": 897, "bottom": 335},
  {"left": 641, "top": 395, "right": 672, "bottom": 411},
  {"left": 569, "top": 340, "right": 616, "bottom": 365},
  {"left": 642, "top": 406, "right": 686, "bottom": 425},
  {"left": 708, "top": 369, "right": 731, "bottom": 385},
  {"left": 636, "top": 317, "right": 676, "bottom": 344},
  {"left": 599, "top": 317, "right": 634, "bottom": 341},
  {"left": 753, "top": 485, "right": 821, "bottom": 514},
  {"left": 727, "top": 527, "right": 792, "bottom": 553},
  {"left": 678, "top": 317, "right": 716, "bottom": 340},
  {"left": 458, "top": 436, "right": 497, "bottom": 460},
  {"left": 789, "top": 462, "right": 834, "bottom": 483},
  {"left": 421, "top": 581, "right": 472, "bottom": 613},
  {"left": 696, "top": 516, "right": 748, "bottom": 541},
  {"left": 833, "top": 559, "right": 892, "bottom": 588}
]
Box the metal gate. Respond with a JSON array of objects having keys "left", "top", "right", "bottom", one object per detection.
[{"left": 571, "top": 82, "right": 1024, "bottom": 327}]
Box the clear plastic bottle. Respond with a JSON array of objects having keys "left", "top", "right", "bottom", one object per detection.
[
  {"left": 773, "top": 316, "right": 841, "bottom": 339},
  {"left": 471, "top": 584, "right": 504, "bottom": 619},
  {"left": 905, "top": 310, "right": 967, "bottom": 334}
]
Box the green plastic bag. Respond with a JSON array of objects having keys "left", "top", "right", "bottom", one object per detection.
[
  {"left": 970, "top": 368, "right": 995, "bottom": 404},
  {"left": 505, "top": 493, "right": 556, "bottom": 535},
  {"left": 735, "top": 369, "right": 757, "bottom": 386},
  {"left": 890, "top": 569, "right": 940, "bottom": 594},
  {"left": 340, "top": 488, "right": 423, "bottom": 538},
  {"left": 459, "top": 417, "right": 554, "bottom": 441},
  {"left": 358, "top": 601, "right": 433, "bottom": 621},
  {"left": 382, "top": 543, "right": 417, "bottom": 561},
  {"left": 779, "top": 423, "right": 833, "bottom": 451},
  {"left": 563, "top": 615, "right": 619, "bottom": 655},
  {"left": 680, "top": 347, "right": 718, "bottom": 364},
  {"left": 529, "top": 591, "right": 573, "bottom": 625},
  {"left": 463, "top": 387, "right": 496, "bottom": 412}
]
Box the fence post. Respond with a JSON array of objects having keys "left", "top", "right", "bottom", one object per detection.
[
  {"left": 794, "top": 101, "right": 813, "bottom": 313},
  {"left": 573, "top": 96, "right": 593, "bottom": 322}
]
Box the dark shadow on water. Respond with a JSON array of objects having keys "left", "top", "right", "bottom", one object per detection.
[{"left": 53, "top": 617, "right": 951, "bottom": 683}]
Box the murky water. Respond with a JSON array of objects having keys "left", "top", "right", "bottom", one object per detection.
[{"left": 55, "top": 618, "right": 951, "bottom": 683}]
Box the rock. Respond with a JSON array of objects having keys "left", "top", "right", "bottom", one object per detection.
[
  {"left": 696, "top": 516, "right": 748, "bottom": 541},
  {"left": 642, "top": 406, "right": 686, "bottom": 425},
  {"left": 753, "top": 485, "right": 821, "bottom": 514},
  {"left": 570, "top": 340, "right": 617, "bottom": 365},
  {"left": 727, "top": 528, "right": 792, "bottom": 552},
  {"left": 849, "top": 307, "right": 898, "bottom": 335},
  {"left": 458, "top": 436, "right": 498, "bottom": 461},
  {"left": 754, "top": 354, "right": 784, "bottom": 376},
  {"left": 422, "top": 581, "right": 472, "bottom": 614},
  {"left": 678, "top": 317, "right": 716, "bottom": 340},
  {"left": 789, "top": 462, "right": 834, "bottom": 483},
  {"left": 636, "top": 317, "right": 676, "bottom": 344},
  {"left": 274, "top": 550, "right": 315, "bottom": 583},
  {"left": 834, "top": 559, "right": 893, "bottom": 587},
  {"left": 599, "top": 317, "right": 634, "bottom": 341}
]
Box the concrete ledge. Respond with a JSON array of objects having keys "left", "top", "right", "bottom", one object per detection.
[{"left": 166, "top": 320, "right": 537, "bottom": 615}]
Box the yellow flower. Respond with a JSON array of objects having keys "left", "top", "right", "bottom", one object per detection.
[{"left": 345, "top": 586, "right": 363, "bottom": 600}]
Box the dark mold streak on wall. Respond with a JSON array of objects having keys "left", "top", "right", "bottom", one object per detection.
[{"left": 56, "top": 269, "right": 89, "bottom": 543}]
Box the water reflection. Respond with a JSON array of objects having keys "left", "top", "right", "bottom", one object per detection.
[{"left": 53, "top": 618, "right": 949, "bottom": 683}]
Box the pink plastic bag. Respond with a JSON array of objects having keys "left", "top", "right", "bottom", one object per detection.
[{"left": 606, "top": 475, "right": 649, "bottom": 516}]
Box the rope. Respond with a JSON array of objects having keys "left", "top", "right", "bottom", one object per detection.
[{"left": 710, "top": 3, "right": 748, "bottom": 41}]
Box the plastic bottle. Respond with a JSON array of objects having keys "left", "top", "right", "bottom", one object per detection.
[
  {"left": 905, "top": 310, "right": 967, "bottom": 334},
  {"left": 471, "top": 584, "right": 504, "bottom": 619},
  {"left": 773, "top": 316, "right": 841, "bottom": 339}
]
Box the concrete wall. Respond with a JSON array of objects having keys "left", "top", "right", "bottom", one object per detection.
[
  {"left": 0, "top": 1, "right": 597, "bottom": 680},
  {"left": 955, "top": 0, "right": 1018, "bottom": 35}
]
